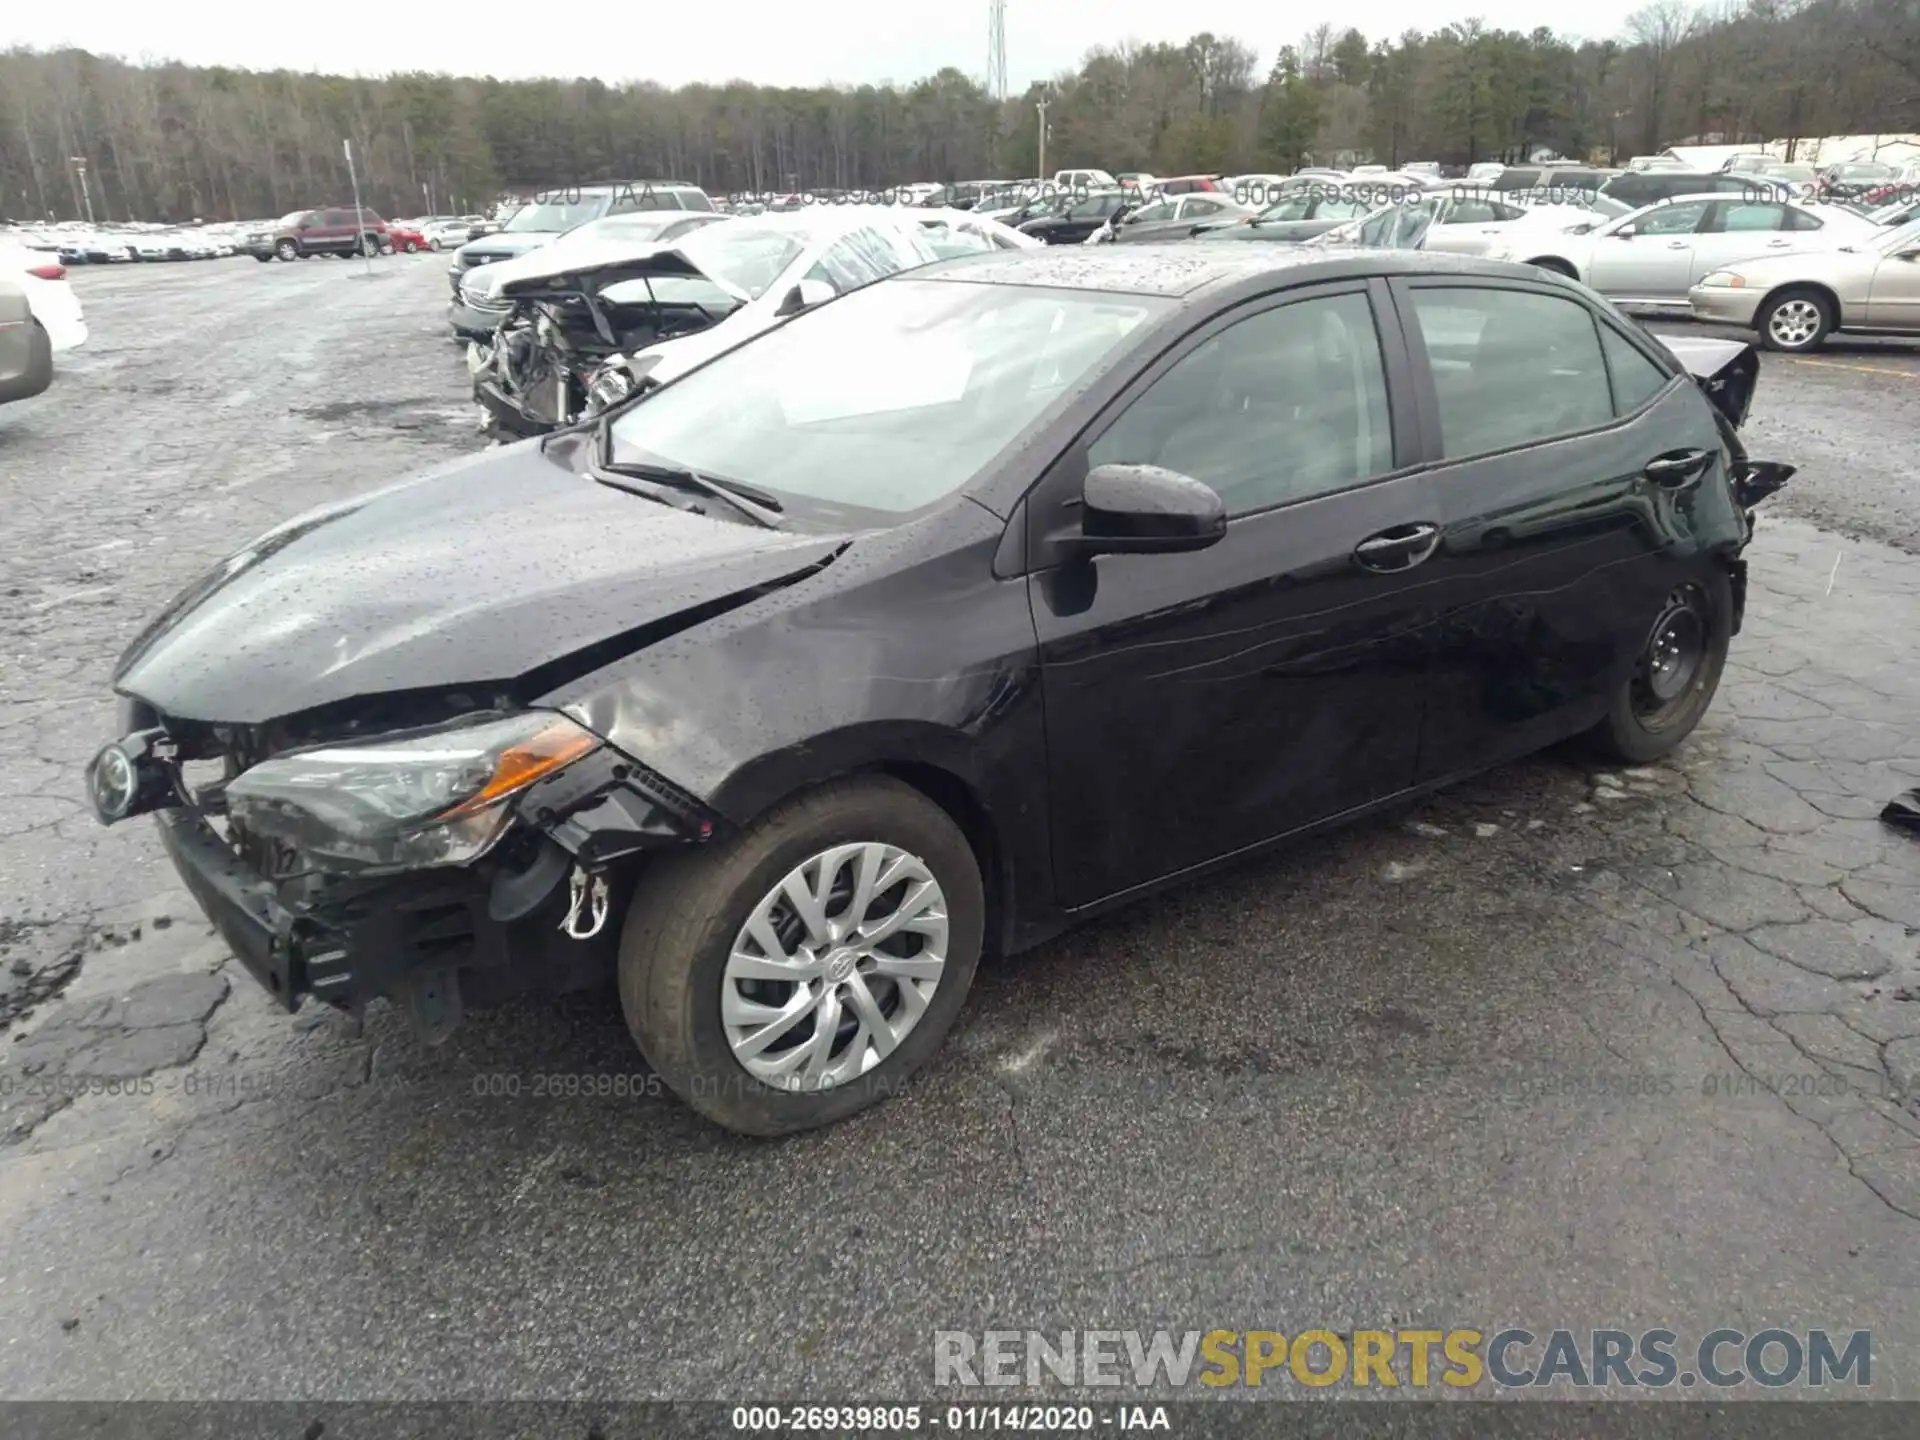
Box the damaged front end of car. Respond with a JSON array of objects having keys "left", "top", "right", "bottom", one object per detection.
[
  {"left": 84, "top": 444, "right": 853, "bottom": 1044},
  {"left": 89, "top": 698, "right": 723, "bottom": 1042},
  {"left": 470, "top": 247, "right": 743, "bottom": 443}
]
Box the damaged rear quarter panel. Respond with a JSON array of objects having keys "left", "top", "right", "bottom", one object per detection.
[{"left": 547, "top": 499, "right": 1054, "bottom": 934}]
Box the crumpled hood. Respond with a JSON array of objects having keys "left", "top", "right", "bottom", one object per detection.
[
  {"left": 114, "top": 442, "right": 846, "bottom": 724},
  {"left": 495, "top": 242, "right": 748, "bottom": 302}
]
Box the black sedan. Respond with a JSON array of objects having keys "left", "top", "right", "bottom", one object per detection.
[
  {"left": 87, "top": 246, "right": 1789, "bottom": 1137},
  {"left": 1096, "top": 192, "right": 1255, "bottom": 243},
  {"left": 1019, "top": 189, "right": 1134, "bottom": 244}
]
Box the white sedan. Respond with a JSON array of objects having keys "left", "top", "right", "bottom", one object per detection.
[
  {"left": 1476, "top": 193, "right": 1882, "bottom": 310},
  {"left": 1689, "top": 218, "right": 1920, "bottom": 351},
  {"left": 0, "top": 237, "right": 87, "bottom": 353}
]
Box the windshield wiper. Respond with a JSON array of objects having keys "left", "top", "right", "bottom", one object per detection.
[{"left": 593, "top": 417, "right": 783, "bottom": 528}]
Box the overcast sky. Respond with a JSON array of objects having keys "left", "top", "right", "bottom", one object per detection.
[{"left": 8, "top": 0, "right": 1640, "bottom": 90}]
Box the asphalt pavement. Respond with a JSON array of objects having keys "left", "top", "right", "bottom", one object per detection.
[{"left": 0, "top": 257, "right": 1917, "bottom": 1403}]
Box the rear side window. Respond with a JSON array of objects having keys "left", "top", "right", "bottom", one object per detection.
[
  {"left": 678, "top": 189, "right": 716, "bottom": 212},
  {"left": 1785, "top": 207, "right": 1825, "bottom": 231},
  {"left": 1409, "top": 286, "right": 1615, "bottom": 458},
  {"left": 1599, "top": 325, "right": 1671, "bottom": 415}
]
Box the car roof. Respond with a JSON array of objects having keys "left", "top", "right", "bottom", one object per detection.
[{"left": 910, "top": 242, "right": 1561, "bottom": 299}]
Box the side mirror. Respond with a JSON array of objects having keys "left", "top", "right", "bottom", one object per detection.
[
  {"left": 1071, "top": 463, "right": 1227, "bottom": 556},
  {"left": 776, "top": 277, "right": 837, "bottom": 317},
  {"left": 1897, "top": 248, "right": 1920, "bottom": 262},
  {"left": 1609, "top": 226, "right": 1635, "bottom": 238}
]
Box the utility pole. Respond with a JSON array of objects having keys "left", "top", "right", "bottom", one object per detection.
[
  {"left": 68, "top": 157, "right": 95, "bottom": 225},
  {"left": 1036, "top": 97, "right": 1050, "bottom": 180},
  {"left": 343, "top": 138, "right": 374, "bottom": 277}
]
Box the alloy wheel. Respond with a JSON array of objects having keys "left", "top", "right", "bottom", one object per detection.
[
  {"left": 1631, "top": 583, "right": 1710, "bottom": 728},
  {"left": 1767, "top": 298, "right": 1823, "bottom": 349},
  {"left": 721, "top": 842, "right": 950, "bottom": 1092}
]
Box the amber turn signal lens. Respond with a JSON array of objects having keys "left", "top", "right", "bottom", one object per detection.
[{"left": 439, "top": 719, "right": 599, "bottom": 818}]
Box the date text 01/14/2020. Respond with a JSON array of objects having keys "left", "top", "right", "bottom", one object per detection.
[{"left": 729, "top": 1405, "right": 1170, "bottom": 1431}]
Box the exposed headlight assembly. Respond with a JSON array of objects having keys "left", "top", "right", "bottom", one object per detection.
[{"left": 224, "top": 712, "right": 600, "bottom": 875}]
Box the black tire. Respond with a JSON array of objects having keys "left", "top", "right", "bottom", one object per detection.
[
  {"left": 275, "top": 239, "right": 298, "bottom": 261},
  {"left": 402, "top": 239, "right": 419, "bottom": 253},
  {"left": 361, "top": 234, "right": 381, "bottom": 257},
  {"left": 618, "top": 775, "right": 984, "bottom": 1136},
  {"left": 1757, "top": 287, "right": 1833, "bottom": 353},
  {"left": 1590, "top": 568, "right": 1732, "bottom": 764},
  {"left": 254, "top": 253, "right": 273, "bottom": 263},
  {"left": 1527, "top": 256, "right": 1577, "bottom": 278}
]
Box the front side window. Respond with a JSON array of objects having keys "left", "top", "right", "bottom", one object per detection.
[
  {"left": 1630, "top": 201, "right": 1710, "bottom": 236},
  {"left": 608, "top": 279, "right": 1168, "bottom": 520},
  {"left": 1130, "top": 200, "right": 1177, "bottom": 224},
  {"left": 806, "top": 226, "right": 915, "bottom": 293},
  {"left": 1087, "top": 291, "right": 1395, "bottom": 515},
  {"left": 1409, "top": 287, "right": 1614, "bottom": 458}
]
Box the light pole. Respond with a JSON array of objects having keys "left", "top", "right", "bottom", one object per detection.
[
  {"left": 68, "top": 157, "right": 95, "bottom": 225},
  {"left": 1036, "top": 97, "right": 1050, "bottom": 180}
]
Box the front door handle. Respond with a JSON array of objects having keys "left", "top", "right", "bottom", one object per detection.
[
  {"left": 1666, "top": 240, "right": 1690, "bottom": 249},
  {"left": 1765, "top": 238, "right": 1791, "bottom": 247},
  {"left": 1644, "top": 447, "right": 1712, "bottom": 488},
  {"left": 1354, "top": 521, "right": 1441, "bottom": 572}
]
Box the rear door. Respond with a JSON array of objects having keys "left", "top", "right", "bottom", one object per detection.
[
  {"left": 1390, "top": 278, "right": 1727, "bottom": 778},
  {"left": 1028, "top": 280, "right": 1439, "bottom": 907},
  {"left": 1690, "top": 199, "right": 1801, "bottom": 283},
  {"left": 1586, "top": 198, "right": 1713, "bottom": 301},
  {"left": 314, "top": 210, "right": 350, "bottom": 250}
]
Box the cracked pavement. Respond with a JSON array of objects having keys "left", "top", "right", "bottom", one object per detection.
[{"left": 0, "top": 259, "right": 1916, "bottom": 1399}]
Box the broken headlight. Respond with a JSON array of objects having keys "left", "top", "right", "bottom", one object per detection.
[{"left": 224, "top": 712, "right": 600, "bottom": 876}]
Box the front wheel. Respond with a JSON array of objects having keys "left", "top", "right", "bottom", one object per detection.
[
  {"left": 402, "top": 239, "right": 419, "bottom": 253},
  {"left": 275, "top": 239, "right": 298, "bottom": 261},
  {"left": 1758, "top": 288, "right": 1832, "bottom": 352},
  {"left": 618, "top": 776, "right": 984, "bottom": 1136},
  {"left": 1590, "top": 570, "right": 1732, "bottom": 764}
]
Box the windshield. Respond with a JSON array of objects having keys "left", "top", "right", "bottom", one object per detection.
[
  {"left": 554, "top": 214, "right": 695, "bottom": 248},
  {"left": 608, "top": 278, "right": 1168, "bottom": 520},
  {"left": 277, "top": 212, "right": 308, "bottom": 226},
  {"left": 502, "top": 197, "right": 609, "bottom": 233}
]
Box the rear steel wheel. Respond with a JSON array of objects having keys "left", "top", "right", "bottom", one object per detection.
[{"left": 1592, "top": 570, "right": 1731, "bottom": 763}]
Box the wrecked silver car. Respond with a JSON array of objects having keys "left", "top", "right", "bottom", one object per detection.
[{"left": 469, "top": 208, "right": 1039, "bottom": 441}]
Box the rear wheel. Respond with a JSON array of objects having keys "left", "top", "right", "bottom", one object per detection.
[
  {"left": 361, "top": 233, "right": 381, "bottom": 257},
  {"left": 402, "top": 239, "right": 419, "bottom": 253},
  {"left": 1591, "top": 570, "right": 1732, "bottom": 763},
  {"left": 618, "top": 776, "right": 984, "bottom": 1136},
  {"left": 1758, "top": 288, "right": 1832, "bottom": 352}
]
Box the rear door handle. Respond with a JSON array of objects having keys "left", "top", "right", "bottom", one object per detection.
[
  {"left": 1644, "top": 447, "right": 1712, "bottom": 487},
  {"left": 1354, "top": 521, "right": 1441, "bottom": 572}
]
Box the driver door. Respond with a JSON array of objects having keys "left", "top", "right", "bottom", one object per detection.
[
  {"left": 1585, "top": 199, "right": 1713, "bottom": 302},
  {"left": 1867, "top": 239, "right": 1920, "bottom": 329},
  {"left": 1027, "top": 281, "right": 1436, "bottom": 908}
]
